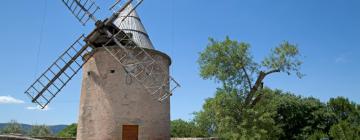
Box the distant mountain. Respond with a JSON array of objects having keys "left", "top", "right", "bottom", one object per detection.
[
  {"left": 0, "top": 123, "right": 68, "bottom": 134},
  {"left": 49, "top": 125, "right": 68, "bottom": 134}
]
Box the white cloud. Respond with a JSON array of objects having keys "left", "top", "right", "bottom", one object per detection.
[
  {"left": 335, "top": 56, "right": 347, "bottom": 63},
  {"left": 0, "top": 96, "right": 24, "bottom": 104},
  {"left": 26, "top": 105, "right": 50, "bottom": 111},
  {"left": 335, "top": 52, "right": 352, "bottom": 64}
]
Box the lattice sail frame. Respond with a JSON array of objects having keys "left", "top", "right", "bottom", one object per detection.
[
  {"left": 25, "top": 35, "right": 93, "bottom": 108},
  {"left": 101, "top": 22, "right": 180, "bottom": 101},
  {"left": 106, "top": 1, "right": 180, "bottom": 101},
  {"left": 62, "top": 0, "right": 100, "bottom": 26},
  {"left": 109, "top": 0, "right": 143, "bottom": 15}
]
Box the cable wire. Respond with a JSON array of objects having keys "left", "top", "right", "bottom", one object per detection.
[
  {"left": 170, "top": 0, "right": 175, "bottom": 77},
  {"left": 170, "top": 0, "right": 175, "bottom": 57},
  {"left": 34, "top": 0, "right": 48, "bottom": 80}
]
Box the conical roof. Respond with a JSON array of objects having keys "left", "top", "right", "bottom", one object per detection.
[{"left": 113, "top": 4, "right": 154, "bottom": 49}]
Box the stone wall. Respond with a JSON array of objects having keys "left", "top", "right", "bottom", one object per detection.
[
  {"left": 0, "top": 135, "right": 77, "bottom": 140},
  {"left": 33, "top": 137, "right": 76, "bottom": 140},
  {"left": 0, "top": 135, "right": 217, "bottom": 140},
  {"left": 171, "top": 138, "right": 219, "bottom": 140},
  {"left": 0, "top": 135, "right": 41, "bottom": 140}
]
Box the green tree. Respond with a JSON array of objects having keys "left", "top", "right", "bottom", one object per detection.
[
  {"left": 307, "top": 131, "right": 329, "bottom": 140},
  {"left": 1, "top": 120, "right": 23, "bottom": 134},
  {"left": 329, "top": 120, "right": 360, "bottom": 140},
  {"left": 57, "top": 123, "right": 77, "bottom": 137},
  {"left": 195, "top": 37, "right": 303, "bottom": 139},
  {"left": 171, "top": 119, "right": 204, "bottom": 137},
  {"left": 193, "top": 36, "right": 360, "bottom": 139},
  {"left": 269, "top": 93, "right": 336, "bottom": 139},
  {"left": 193, "top": 88, "right": 360, "bottom": 139},
  {"left": 198, "top": 37, "right": 303, "bottom": 108},
  {"left": 28, "top": 125, "right": 53, "bottom": 137},
  {"left": 328, "top": 97, "right": 358, "bottom": 121},
  {"left": 327, "top": 97, "right": 360, "bottom": 139},
  {"left": 193, "top": 97, "right": 217, "bottom": 137},
  {"left": 195, "top": 88, "right": 283, "bottom": 139}
]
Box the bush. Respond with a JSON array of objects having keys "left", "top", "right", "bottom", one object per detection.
[
  {"left": 57, "top": 123, "right": 77, "bottom": 137},
  {"left": 1, "top": 120, "right": 23, "bottom": 134},
  {"left": 28, "top": 125, "right": 53, "bottom": 137}
]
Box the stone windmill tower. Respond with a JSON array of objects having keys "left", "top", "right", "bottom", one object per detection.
[{"left": 23, "top": 1, "right": 180, "bottom": 140}]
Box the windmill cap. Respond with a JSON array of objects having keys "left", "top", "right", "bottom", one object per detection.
[{"left": 113, "top": 4, "right": 154, "bottom": 49}]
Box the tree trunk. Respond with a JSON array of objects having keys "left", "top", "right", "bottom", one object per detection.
[
  {"left": 244, "top": 69, "right": 280, "bottom": 108},
  {"left": 244, "top": 71, "right": 266, "bottom": 107}
]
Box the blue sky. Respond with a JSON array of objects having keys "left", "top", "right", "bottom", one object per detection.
[{"left": 0, "top": 0, "right": 359, "bottom": 125}]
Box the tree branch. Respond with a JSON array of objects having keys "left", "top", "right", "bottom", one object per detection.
[
  {"left": 250, "top": 82, "right": 264, "bottom": 107},
  {"left": 242, "top": 66, "right": 252, "bottom": 90},
  {"left": 244, "top": 71, "right": 266, "bottom": 107},
  {"left": 243, "top": 69, "right": 281, "bottom": 108},
  {"left": 265, "top": 69, "right": 281, "bottom": 76}
]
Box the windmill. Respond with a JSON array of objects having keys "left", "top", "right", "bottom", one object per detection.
[{"left": 24, "top": 0, "right": 180, "bottom": 139}]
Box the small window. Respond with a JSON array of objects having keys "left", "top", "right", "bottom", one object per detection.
[
  {"left": 87, "top": 72, "right": 91, "bottom": 76},
  {"left": 110, "top": 70, "right": 115, "bottom": 73}
]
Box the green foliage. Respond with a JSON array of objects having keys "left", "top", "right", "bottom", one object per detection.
[
  {"left": 192, "top": 88, "right": 360, "bottom": 139},
  {"left": 195, "top": 89, "right": 282, "bottom": 139},
  {"left": 198, "top": 37, "right": 302, "bottom": 91},
  {"left": 198, "top": 37, "right": 258, "bottom": 89},
  {"left": 171, "top": 36, "right": 360, "bottom": 139},
  {"left": 1, "top": 120, "right": 23, "bottom": 134},
  {"left": 262, "top": 41, "right": 303, "bottom": 78},
  {"left": 307, "top": 131, "right": 329, "bottom": 140},
  {"left": 236, "top": 109, "right": 281, "bottom": 140},
  {"left": 327, "top": 97, "right": 360, "bottom": 140},
  {"left": 171, "top": 119, "right": 204, "bottom": 137},
  {"left": 269, "top": 93, "right": 336, "bottom": 139},
  {"left": 57, "top": 123, "right": 77, "bottom": 137},
  {"left": 194, "top": 36, "right": 304, "bottom": 139},
  {"left": 28, "top": 125, "right": 53, "bottom": 137},
  {"left": 329, "top": 120, "right": 360, "bottom": 140},
  {"left": 193, "top": 99, "right": 217, "bottom": 137},
  {"left": 198, "top": 36, "right": 303, "bottom": 111},
  {"left": 328, "top": 97, "right": 358, "bottom": 120}
]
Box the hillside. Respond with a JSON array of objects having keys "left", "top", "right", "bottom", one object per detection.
[{"left": 0, "top": 123, "right": 67, "bottom": 134}]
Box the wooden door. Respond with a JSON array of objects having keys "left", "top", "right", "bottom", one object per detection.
[{"left": 122, "top": 125, "right": 139, "bottom": 140}]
